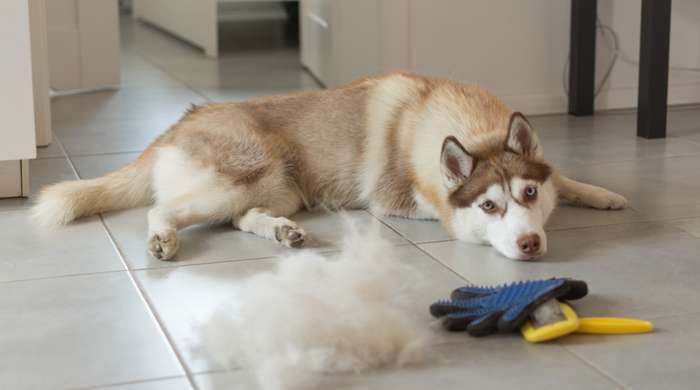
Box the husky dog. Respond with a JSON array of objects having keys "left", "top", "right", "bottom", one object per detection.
[{"left": 33, "top": 73, "right": 627, "bottom": 260}]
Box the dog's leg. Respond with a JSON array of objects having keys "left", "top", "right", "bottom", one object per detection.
[
  {"left": 235, "top": 206, "right": 306, "bottom": 248},
  {"left": 555, "top": 174, "right": 628, "bottom": 210},
  {"left": 147, "top": 192, "right": 233, "bottom": 260}
]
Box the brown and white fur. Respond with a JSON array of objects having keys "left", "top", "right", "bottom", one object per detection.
[{"left": 33, "top": 73, "right": 627, "bottom": 260}]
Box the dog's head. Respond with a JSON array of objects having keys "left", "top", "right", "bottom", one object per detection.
[{"left": 440, "top": 112, "right": 556, "bottom": 260}]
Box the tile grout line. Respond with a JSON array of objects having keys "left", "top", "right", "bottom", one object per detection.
[
  {"left": 568, "top": 150, "right": 700, "bottom": 167},
  {"left": 72, "top": 374, "right": 187, "bottom": 390},
  {"left": 60, "top": 139, "right": 200, "bottom": 390},
  {"left": 410, "top": 238, "right": 455, "bottom": 245},
  {"left": 410, "top": 242, "right": 472, "bottom": 284},
  {"left": 547, "top": 214, "right": 700, "bottom": 233},
  {"left": 130, "top": 253, "right": 284, "bottom": 272},
  {"left": 33, "top": 155, "right": 68, "bottom": 161},
  {"left": 62, "top": 150, "right": 145, "bottom": 159},
  {"left": 673, "top": 135, "right": 700, "bottom": 147},
  {"left": 571, "top": 151, "right": 700, "bottom": 166},
  {"left": 367, "top": 211, "right": 470, "bottom": 284},
  {"left": 642, "top": 309, "right": 700, "bottom": 321},
  {"left": 130, "top": 49, "right": 213, "bottom": 103},
  {"left": 53, "top": 135, "right": 71, "bottom": 165},
  {"left": 558, "top": 343, "right": 628, "bottom": 390},
  {"left": 0, "top": 268, "right": 126, "bottom": 285},
  {"left": 186, "top": 368, "right": 229, "bottom": 377},
  {"left": 99, "top": 218, "right": 199, "bottom": 390}
]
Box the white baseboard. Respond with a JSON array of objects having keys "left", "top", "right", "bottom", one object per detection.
[{"left": 499, "top": 83, "right": 700, "bottom": 116}]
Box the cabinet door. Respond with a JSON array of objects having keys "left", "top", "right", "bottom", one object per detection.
[
  {"left": 46, "top": 0, "right": 120, "bottom": 91},
  {"left": 45, "top": 0, "right": 81, "bottom": 90},
  {"left": 300, "top": 0, "right": 334, "bottom": 85},
  {"left": 0, "top": 0, "right": 37, "bottom": 162},
  {"left": 300, "top": 0, "right": 382, "bottom": 87}
]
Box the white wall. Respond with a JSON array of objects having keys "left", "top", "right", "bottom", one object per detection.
[
  {"left": 386, "top": 0, "right": 700, "bottom": 114},
  {"left": 404, "top": 0, "right": 570, "bottom": 114},
  {"left": 595, "top": 0, "right": 700, "bottom": 110}
]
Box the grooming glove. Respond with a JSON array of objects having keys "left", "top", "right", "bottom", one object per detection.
[{"left": 430, "top": 278, "right": 588, "bottom": 336}]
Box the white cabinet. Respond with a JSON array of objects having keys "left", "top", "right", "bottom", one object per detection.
[
  {"left": 300, "top": 0, "right": 333, "bottom": 84},
  {"left": 0, "top": 161, "right": 30, "bottom": 198},
  {"left": 0, "top": 1, "right": 38, "bottom": 198},
  {"left": 300, "top": 0, "right": 381, "bottom": 87},
  {"left": 0, "top": 0, "right": 37, "bottom": 161}
]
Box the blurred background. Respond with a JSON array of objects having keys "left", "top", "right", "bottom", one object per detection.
[{"left": 6, "top": 0, "right": 700, "bottom": 187}]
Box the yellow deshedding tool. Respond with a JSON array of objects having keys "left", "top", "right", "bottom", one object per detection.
[{"left": 521, "top": 300, "right": 653, "bottom": 343}]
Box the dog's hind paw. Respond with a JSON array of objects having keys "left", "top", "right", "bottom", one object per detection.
[
  {"left": 275, "top": 223, "right": 306, "bottom": 248},
  {"left": 148, "top": 229, "right": 180, "bottom": 260}
]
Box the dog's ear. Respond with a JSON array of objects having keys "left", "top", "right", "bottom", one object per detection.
[
  {"left": 441, "top": 136, "right": 475, "bottom": 190},
  {"left": 506, "top": 112, "right": 543, "bottom": 159}
]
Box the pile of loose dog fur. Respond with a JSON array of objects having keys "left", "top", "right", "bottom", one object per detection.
[{"left": 202, "top": 221, "right": 432, "bottom": 390}]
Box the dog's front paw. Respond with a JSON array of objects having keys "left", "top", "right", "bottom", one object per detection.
[
  {"left": 275, "top": 223, "right": 306, "bottom": 248},
  {"left": 589, "top": 189, "right": 629, "bottom": 210},
  {"left": 148, "top": 229, "right": 179, "bottom": 260}
]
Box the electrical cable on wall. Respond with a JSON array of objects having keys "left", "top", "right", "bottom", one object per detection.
[{"left": 563, "top": 17, "right": 700, "bottom": 98}]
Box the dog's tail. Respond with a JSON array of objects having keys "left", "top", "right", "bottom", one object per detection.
[{"left": 32, "top": 147, "right": 157, "bottom": 226}]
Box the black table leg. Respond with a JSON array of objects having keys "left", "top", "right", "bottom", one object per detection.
[
  {"left": 637, "top": 0, "right": 672, "bottom": 139},
  {"left": 568, "top": 0, "right": 597, "bottom": 116}
]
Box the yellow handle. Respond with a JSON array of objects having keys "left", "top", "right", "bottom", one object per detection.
[{"left": 576, "top": 317, "right": 654, "bottom": 334}]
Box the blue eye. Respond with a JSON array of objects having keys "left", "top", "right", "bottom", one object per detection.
[
  {"left": 480, "top": 200, "right": 496, "bottom": 211},
  {"left": 525, "top": 186, "right": 538, "bottom": 198}
]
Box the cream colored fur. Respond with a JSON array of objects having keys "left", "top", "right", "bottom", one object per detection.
[
  {"left": 33, "top": 72, "right": 628, "bottom": 260},
  {"left": 33, "top": 151, "right": 154, "bottom": 226},
  {"left": 202, "top": 222, "right": 429, "bottom": 390}
]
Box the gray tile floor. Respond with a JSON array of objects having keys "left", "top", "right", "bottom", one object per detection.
[{"left": 2, "top": 16, "right": 700, "bottom": 390}]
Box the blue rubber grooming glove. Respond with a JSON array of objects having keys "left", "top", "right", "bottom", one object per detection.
[{"left": 430, "top": 278, "right": 588, "bottom": 336}]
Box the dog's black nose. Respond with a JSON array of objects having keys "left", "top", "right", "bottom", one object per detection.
[{"left": 517, "top": 234, "right": 541, "bottom": 255}]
